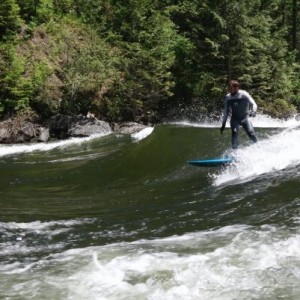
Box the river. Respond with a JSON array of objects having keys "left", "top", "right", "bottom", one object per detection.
[{"left": 1, "top": 115, "right": 300, "bottom": 299}]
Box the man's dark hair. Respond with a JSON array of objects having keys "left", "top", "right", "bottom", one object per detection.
[{"left": 229, "top": 80, "right": 240, "bottom": 88}]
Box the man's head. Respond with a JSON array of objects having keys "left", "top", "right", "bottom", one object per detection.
[{"left": 229, "top": 80, "right": 239, "bottom": 95}]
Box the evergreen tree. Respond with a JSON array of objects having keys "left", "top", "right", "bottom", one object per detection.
[
  {"left": 169, "top": 0, "right": 299, "bottom": 116},
  {"left": 0, "top": 0, "right": 299, "bottom": 122},
  {"left": 0, "top": 0, "right": 21, "bottom": 40},
  {"left": 0, "top": 44, "right": 33, "bottom": 117},
  {"left": 72, "top": 0, "right": 181, "bottom": 122},
  {"left": 16, "top": 0, "right": 53, "bottom": 24}
]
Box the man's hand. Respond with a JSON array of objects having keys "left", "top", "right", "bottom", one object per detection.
[
  {"left": 249, "top": 111, "right": 256, "bottom": 117},
  {"left": 220, "top": 124, "right": 225, "bottom": 134}
]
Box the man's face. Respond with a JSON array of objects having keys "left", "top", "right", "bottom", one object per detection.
[{"left": 229, "top": 85, "right": 239, "bottom": 95}]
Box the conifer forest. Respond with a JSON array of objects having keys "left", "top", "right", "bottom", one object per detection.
[{"left": 1, "top": 0, "right": 300, "bottom": 123}]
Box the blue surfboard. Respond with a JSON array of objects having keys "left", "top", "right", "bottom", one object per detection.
[{"left": 187, "top": 157, "right": 233, "bottom": 167}]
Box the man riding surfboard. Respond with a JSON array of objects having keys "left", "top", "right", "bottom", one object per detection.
[{"left": 221, "top": 80, "right": 258, "bottom": 149}]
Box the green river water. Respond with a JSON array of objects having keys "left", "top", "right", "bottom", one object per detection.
[{"left": 1, "top": 118, "right": 300, "bottom": 299}]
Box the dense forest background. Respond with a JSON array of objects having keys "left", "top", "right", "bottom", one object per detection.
[{"left": 1, "top": 0, "right": 300, "bottom": 124}]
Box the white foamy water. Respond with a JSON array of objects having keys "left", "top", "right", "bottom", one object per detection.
[
  {"left": 0, "top": 219, "right": 96, "bottom": 260},
  {"left": 0, "top": 133, "right": 111, "bottom": 158},
  {"left": 0, "top": 126, "right": 154, "bottom": 158},
  {"left": 1, "top": 225, "right": 300, "bottom": 299},
  {"left": 212, "top": 125, "right": 300, "bottom": 186},
  {"left": 0, "top": 114, "right": 297, "bottom": 159},
  {"left": 131, "top": 127, "right": 154, "bottom": 142},
  {"left": 172, "top": 113, "right": 300, "bottom": 128},
  {"left": 250, "top": 113, "right": 300, "bottom": 128}
]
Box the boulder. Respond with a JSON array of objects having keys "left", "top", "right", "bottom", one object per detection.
[
  {"left": 114, "top": 122, "right": 148, "bottom": 134},
  {"left": 0, "top": 119, "right": 47, "bottom": 144},
  {"left": 49, "top": 114, "right": 73, "bottom": 139},
  {"left": 49, "top": 114, "right": 112, "bottom": 138},
  {"left": 0, "top": 114, "right": 145, "bottom": 144},
  {"left": 69, "top": 118, "right": 112, "bottom": 137},
  {"left": 38, "top": 127, "right": 50, "bottom": 142}
]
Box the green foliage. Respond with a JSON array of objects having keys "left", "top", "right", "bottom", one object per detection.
[
  {"left": 47, "top": 18, "right": 120, "bottom": 117},
  {"left": 1, "top": 0, "right": 300, "bottom": 123},
  {"left": 262, "top": 98, "right": 297, "bottom": 118},
  {"left": 16, "top": 0, "right": 38, "bottom": 22},
  {"left": 29, "top": 62, "right": 55, "bottom": 118},
  {"left": 73, "top": 0, "right": 181, "bottom": 121},
  {"left": 108, "top": 10, "right": 178, "bottom": 121},
  {"left": 0, "top": 44, "right": 33, "bottom": 117},
  {"left": 0, "top": 0, "right": 21, "bottom": 40},
  {"left": 16, "top": 0, "right": 53, "bottom": 24},
  {"left": 52, "top": 0, "right": 74, "bottom": 15},
  {"left": 36, "top": 0, "right": 53, "bottom": 23}
]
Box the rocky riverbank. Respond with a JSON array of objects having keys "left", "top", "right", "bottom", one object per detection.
[{"left": 0, "top": 114, "right": 150, "bottom": 144}]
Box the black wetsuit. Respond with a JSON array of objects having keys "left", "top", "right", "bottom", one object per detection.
[{"left": 222, "top": 90, "right": 258, "bottom": 149}]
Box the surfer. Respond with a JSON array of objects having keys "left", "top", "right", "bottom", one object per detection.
[{"left": 220, "top": 80, "right": 258, "bottom": 149}]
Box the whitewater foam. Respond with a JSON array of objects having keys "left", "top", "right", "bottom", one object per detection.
[
  {"left": 0, "top": 114, "right": 298, "bottom": 158},
  {"left": 212, "top": 125, "right": 300, "bottom": 186},
  {"left": 131, "top": 127, "right": 154, "bottom": 142},
  {"left": 3, "top": 225, "right": 300, "bottom": 299},
  {"left": 171, "top": 113, "right": 300, "bottom": 128},
  {"left": 0, "top": 133, "right": 111, "bottom": 158},
  {"left": 0, "top": 126, "right": 154, "bottom": 158}
]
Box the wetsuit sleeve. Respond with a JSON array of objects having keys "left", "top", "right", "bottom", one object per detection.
[
  {"left": 222, "top": 99, "right": 229, "bottom": 126},
  {"left": 245, "top": 91, "right": 257, "bottom": 112}
]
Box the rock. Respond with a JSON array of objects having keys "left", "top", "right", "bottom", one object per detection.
[
  {"left": 49, "top": 114, "right": 112, "bottom": 138},
  {"left": 0, "top": 114, "right": 146, "bottom": 144},
  {"left": 0, "top": 119, "right": 43, "bottom": 144},
  {"left": 38, "top": 128, "right": 50, "bottom": 142},
  {"left": 69, "top": 118, "right": 112, "bottom": 137},
  {"left": 114, "top": 122, "right": 148, "bottom": 134},
  {"left": 0, "top": 120, "right": 12, "bottom": 143},
  {"left": 49, "top": 114, "right": 73, "bottom": 139}
]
